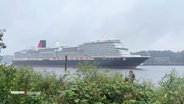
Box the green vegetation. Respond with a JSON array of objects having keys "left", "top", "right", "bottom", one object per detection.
[
  {"left": 0, "top": 62, "right": 184, "bottom": 103},
  {"left": 0, "top": 29, "right": 6, "bottom": 63}
]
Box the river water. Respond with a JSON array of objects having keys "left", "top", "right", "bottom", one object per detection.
[{"left": 34, "top": 66, "right": 184, "bottom": 85}]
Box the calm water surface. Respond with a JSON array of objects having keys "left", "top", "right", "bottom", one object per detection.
[{"left": 34, "top": 66, "right": 184, "bottom": 85}]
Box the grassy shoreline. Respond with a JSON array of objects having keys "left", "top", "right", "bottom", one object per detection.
[{"left": 0, "top": 63, "right": 184, "bottom": 103}]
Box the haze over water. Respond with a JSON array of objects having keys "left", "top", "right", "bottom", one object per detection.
[{"left": 34, "top": 65, "right": 184, "bottom": 85}]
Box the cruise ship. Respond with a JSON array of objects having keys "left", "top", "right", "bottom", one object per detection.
[{"left": 12, "top": 39, "right": 149, "bottom": 68}]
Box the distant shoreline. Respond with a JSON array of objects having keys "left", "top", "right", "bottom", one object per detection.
[{"left": 142, "top": 64, "right": 184, "bottom": 66}]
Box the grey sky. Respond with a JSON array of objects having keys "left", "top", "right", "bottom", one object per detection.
[{"left": 0, "top": 0, "right": 184, "bottom": 55}]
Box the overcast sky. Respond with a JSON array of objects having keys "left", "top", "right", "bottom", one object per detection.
[{"left": 0, "top": 0, "right": 184, "bottom": 55}]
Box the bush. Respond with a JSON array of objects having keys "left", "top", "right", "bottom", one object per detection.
[
  {"left": 154, "top": 69, "right": 184, "bottom": 104},
  {"left": 0, "top": 65, "right": 60, "bottom": 103},
  {"left": 59, "top": 62, "right": 155, "bottom": 104},
  {"left": 1, "top": 63, "right": 184, "bottom": 104}
]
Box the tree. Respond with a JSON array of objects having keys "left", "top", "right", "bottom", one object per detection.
[{"left": 0, "top": 29, "right": 6, "bottom": 62}]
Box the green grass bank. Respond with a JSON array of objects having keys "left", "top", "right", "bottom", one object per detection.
[{"left": 0, "top": 62, "right": 184, "bottom": 104}]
